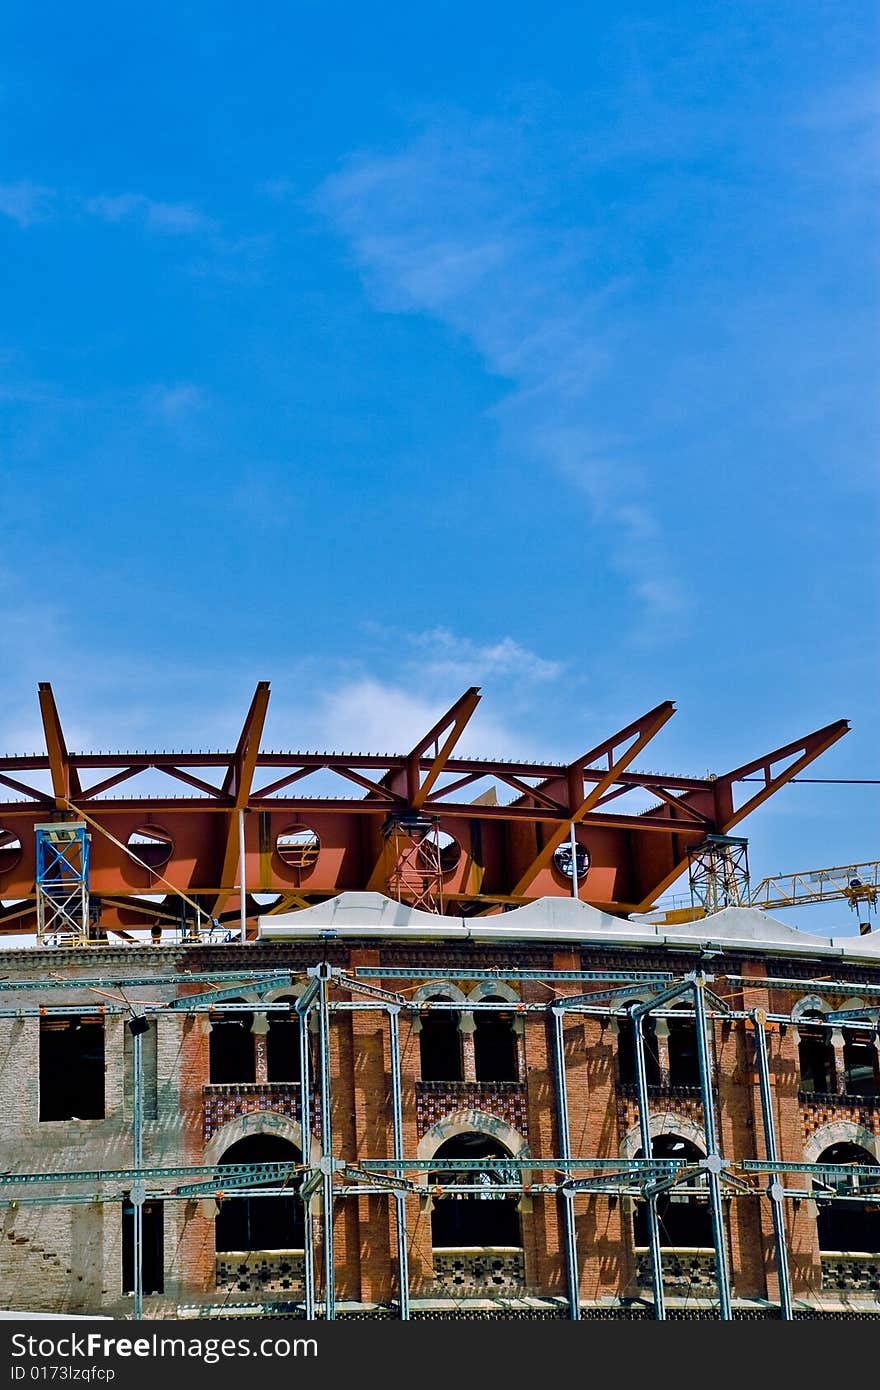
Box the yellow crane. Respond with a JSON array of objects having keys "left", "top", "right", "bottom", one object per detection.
[{"left": 641, "top": 859, "right": 879, "bottom": 929}]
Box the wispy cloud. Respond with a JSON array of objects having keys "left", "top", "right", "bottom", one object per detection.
[
  {"left": 271, "top": 676, "right": 538, "bottom": 761},
  {"left": 406, "top": 627, "right": 563, "bottom": 683},
  {"left": 0, "top": 183, "right": 214, "bottom": 237},
  {"left": 0, "top": 181, "right": 55, "bottom": 227},
  {"left": 317, "top": 118, "right": 688, "bottom": 622},
  {"left": 143, "top": 383, "right": 208, "bottom": 425},
  {"left": 84, "top": 192, "right": 213, "bottom": 235}
]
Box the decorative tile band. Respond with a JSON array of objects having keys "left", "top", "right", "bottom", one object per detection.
[
  {"left": 203, "top": 1084, "right": 320, "bottom": 1143},
  {"left": 415, "top": 1082, "right": 528, "bottom": 1140},
  {"left": 616, "top": 1090, "right": 718, "bottom": 1143},
  {"left": 799, "top": 1095, "right": 880, "bottom": 1144}
]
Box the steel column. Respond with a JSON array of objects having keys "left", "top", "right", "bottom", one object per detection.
[
  {"left": 550, "top": 1008, "right": 580, "bottom": 1319},
  {"left": 131, "top": 1020, "right": 144, "bottom": 1320},
  {"left": 298, "top": 1005, "right": 316, "bottom": 1320},
  {"left": 388, "top": 1006, "right": 410, "bottom": 1320},
  {"left": 317, "top": 969, "right": 335, "bottom": 1320},
  {"left": 692, "top": 976, "right": 732, "bottom": 1320},
  {"left": 238, "top": 809, "right": 246, "bottom": 944},
  {"left": 631, "top": 1006, "right": 665, "bottom": 1320},
  {"left": 752, "top": 1009, "right": 793, "bottom": 1319}
]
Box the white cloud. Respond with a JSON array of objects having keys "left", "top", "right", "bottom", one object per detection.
[
  {"left": 144, "top": 383, "right": 208, "bottom": 424},
  {"left": 84, "top": 192, "right": 212, "bottom": 235},
  {"left": 409, "top": 627, "right": 563, "bottom": 682},
  {"left": 0, "top": 181, "right": 55, "bottom": 227},
  {"left": 279, "top": 677, "right": 535, "bottom": 760},
  {"left": 0, "top": 182, "right": 213, "bottom": 236}
]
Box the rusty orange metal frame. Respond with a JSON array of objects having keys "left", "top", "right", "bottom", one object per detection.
[{"left": 0, "top": 683, "right": 849, "bottom": 934}]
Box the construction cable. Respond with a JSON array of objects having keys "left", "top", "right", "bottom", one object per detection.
[{"left": 61, "top": 797, "right": 220, "bottom": 930}]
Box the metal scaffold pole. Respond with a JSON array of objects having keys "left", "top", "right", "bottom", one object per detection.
[
  {"left": 692, "top": 975, "right": 732, "bottom": 1320},
  {"left": 317, "top": 967, "right": 335, "bottom": 1320},
  {"left": 130, "top": 1017, "right": 145, "bottom": 1321},
  {"left": 550, "top": 1007, "right": 580, "bottom": 1320},
  {"left": 298, "top": 1004, "right": 316, "bottom": 1320},
  {"left": 388, "top": 1005, "right": 410, "bottom": 1320},
  {"left": 751, "top": 1009, "right": 793, "bottom": 1320},
  {"left": 631, "top": 1005, "right": 665, "bottom": 1320}
]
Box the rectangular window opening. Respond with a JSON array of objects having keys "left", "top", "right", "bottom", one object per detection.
[
  {"left": 122, "top": 1198, "right": 165, "bottom": 1295},
  {"left": 39, "top": 1016, "right": 105, "bottom": 1121}
]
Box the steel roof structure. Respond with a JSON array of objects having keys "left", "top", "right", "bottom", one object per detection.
[{"left": 0, "top": 681, "right": 849, "bottom": 937}]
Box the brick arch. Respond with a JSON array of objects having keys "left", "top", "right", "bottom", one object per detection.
[
  {"left": 413, "top": 982, "right": 468, "bottom": 1005},
  {"left": 792, "top": 994, "right": 832, "bottom": 1022},
  {"left": 203, "top": 1108, "right": 319, "bottom": 1168},
  {"left": 467, "top": 979, "right": 520, "bottom": 1004},
  {"left": 620, "top": 1112, "right": 707, "bottom": 1159},
  {"left": 803, "top": 1120, "right": 878, "bottom": 1165},
  {"left": 416, "top": 1109, "right": 530, "bottom": 1164}
]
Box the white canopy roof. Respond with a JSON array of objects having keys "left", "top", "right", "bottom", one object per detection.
[{"left": 257, "top": 892, "right": 880, "bottom": 963}]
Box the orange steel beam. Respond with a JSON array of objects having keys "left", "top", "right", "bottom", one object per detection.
[
  {"left": 510, "top": 700, "right": 677, "bottom": 898},
  {"left": 37, "top": 682, "right": 81, "bottom": 806},
  {"left": 210, "top": 681, "right": 271, "bottom": 917},
  {"left": 634, "top": 718, "right": 851, "bottom": 911},
  {"left": 0, "top": 685, "right": 851, "bottom": 928},
  {"left": 365, "top": 688, "right": 481, "bottom": 891}
]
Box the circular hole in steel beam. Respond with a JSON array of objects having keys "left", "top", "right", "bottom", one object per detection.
[
  {"left": 274, "top": 825, "right": 320, "bottom": 871},
  {"left": 0, "top": 830, "right": 23, "bottom": 878},
  {"left": 552, "top": 841, "right": 590, "bottom": 882},
  {"left": 126, "top": 825, "right": 174, "bottom": 872}
]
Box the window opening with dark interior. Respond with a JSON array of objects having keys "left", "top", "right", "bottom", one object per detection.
[
  {"left": 419, "top": 1005, "right": 464, "bottom": 1082},
  {"left": 122, "top": 1197, "right": 164, "bottom": 1294},
  {"left": 214, "top": 1135, "right": 304, "bottom": 1253},
  {"left": 473, "top": 996, "right": 519, "bottom": 1082},
  {"left": 667, "top": 1002, "right": 700, "bottom": 1087},
  {"left": 266, "top": 994, "right": 303, "bottom": 1084},
  {"left": 815, "top": 1142, "right": 880, "bottom": 1254},
  {"left": 39, "top": 1015, "right": 105, "bottom": 1120},
  {"left": 843, "top": 1031, "right": 879, "bottom": 1097},
  {"left": 633, "top": 1135, "right": 713, "bottom": 1248},
  {"left": 798, "top": 1012, "right": 836, "bottom": 1095},
  {"left": 429, "top": 1133, "right": 521, "bottom": 1250},
  {"left": 209, "top": 999, "right": 255, "bottom": 1084},
  {"left": 617, "top": 1014, "right": 661, "bottom": 1087}
]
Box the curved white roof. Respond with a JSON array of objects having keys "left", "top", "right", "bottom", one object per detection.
[{"left": 257, "top": 892, "right": 880, "bottom": 963}]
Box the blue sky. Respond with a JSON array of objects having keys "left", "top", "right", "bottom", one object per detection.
[{"left": 1, "top": 1, "right": 877, "bottom": 928}]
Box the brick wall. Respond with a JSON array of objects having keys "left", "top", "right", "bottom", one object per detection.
[{"left": 0, "top": 943, "right": 878, "bottom": 1317}]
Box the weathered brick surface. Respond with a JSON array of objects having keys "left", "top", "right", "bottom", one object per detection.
[{"left": 0, "top": 942, "right": 877, "bottom": 1317}]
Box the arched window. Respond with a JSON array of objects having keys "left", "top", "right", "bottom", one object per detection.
[
  {"left": 215, "top": 1134, "right": 304, "bottom": 1253},
  {"left": 843, "top": 1032, "right": 879, "bottom": 1097},
  {"left": 667, "top": 1003, "right": 700, "bottom": 1088},
  {"left": 815, "top": 1142, "right": 880, "bottom": 1254},
  {"left": 209, "top": 999, "right": 255, "bottom": 1084},
  {"left": 617, "top": 1015, "right": 661, "bottom": 1087},
  {"left": 266, "top": 995, "right": 303, "bottom": 1084},
  {"left": 429, "top": 1133, "right": 521, "bottom": 1250},
  {"left": 473, "top": 997, "right": 518, "bottom": 1082},
  {"left": 798, "top": 1012, "right": 835, "bottom": 1095},
  {"left": 419, "top": 1007, "right": 463, "bottom": 1082},
  {"left": 633, "top": 1134, "right": 713, "bottom": 1249}
]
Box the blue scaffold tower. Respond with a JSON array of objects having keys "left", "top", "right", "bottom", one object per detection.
[{"left": 35, "top": 822, "right": 90, "bottom": 946}]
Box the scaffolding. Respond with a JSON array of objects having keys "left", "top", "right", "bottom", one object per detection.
[
  {"left": 687, "top": 835, "right": 750, "bottom": 915},
  {"left": 35, "top": 822, "right": 90, "bottom": 946},
  {"left": 1, "top": 957, "right": 879, "bottom": 1321}
]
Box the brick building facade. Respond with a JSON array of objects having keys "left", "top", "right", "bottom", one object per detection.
[{"left": 1, "top": 894, "right": 879, "bottom": 1319}]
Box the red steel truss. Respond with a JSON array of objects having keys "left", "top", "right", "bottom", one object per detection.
[{"left": 0, "top": 682, "right": 849, "bottom": 936}]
